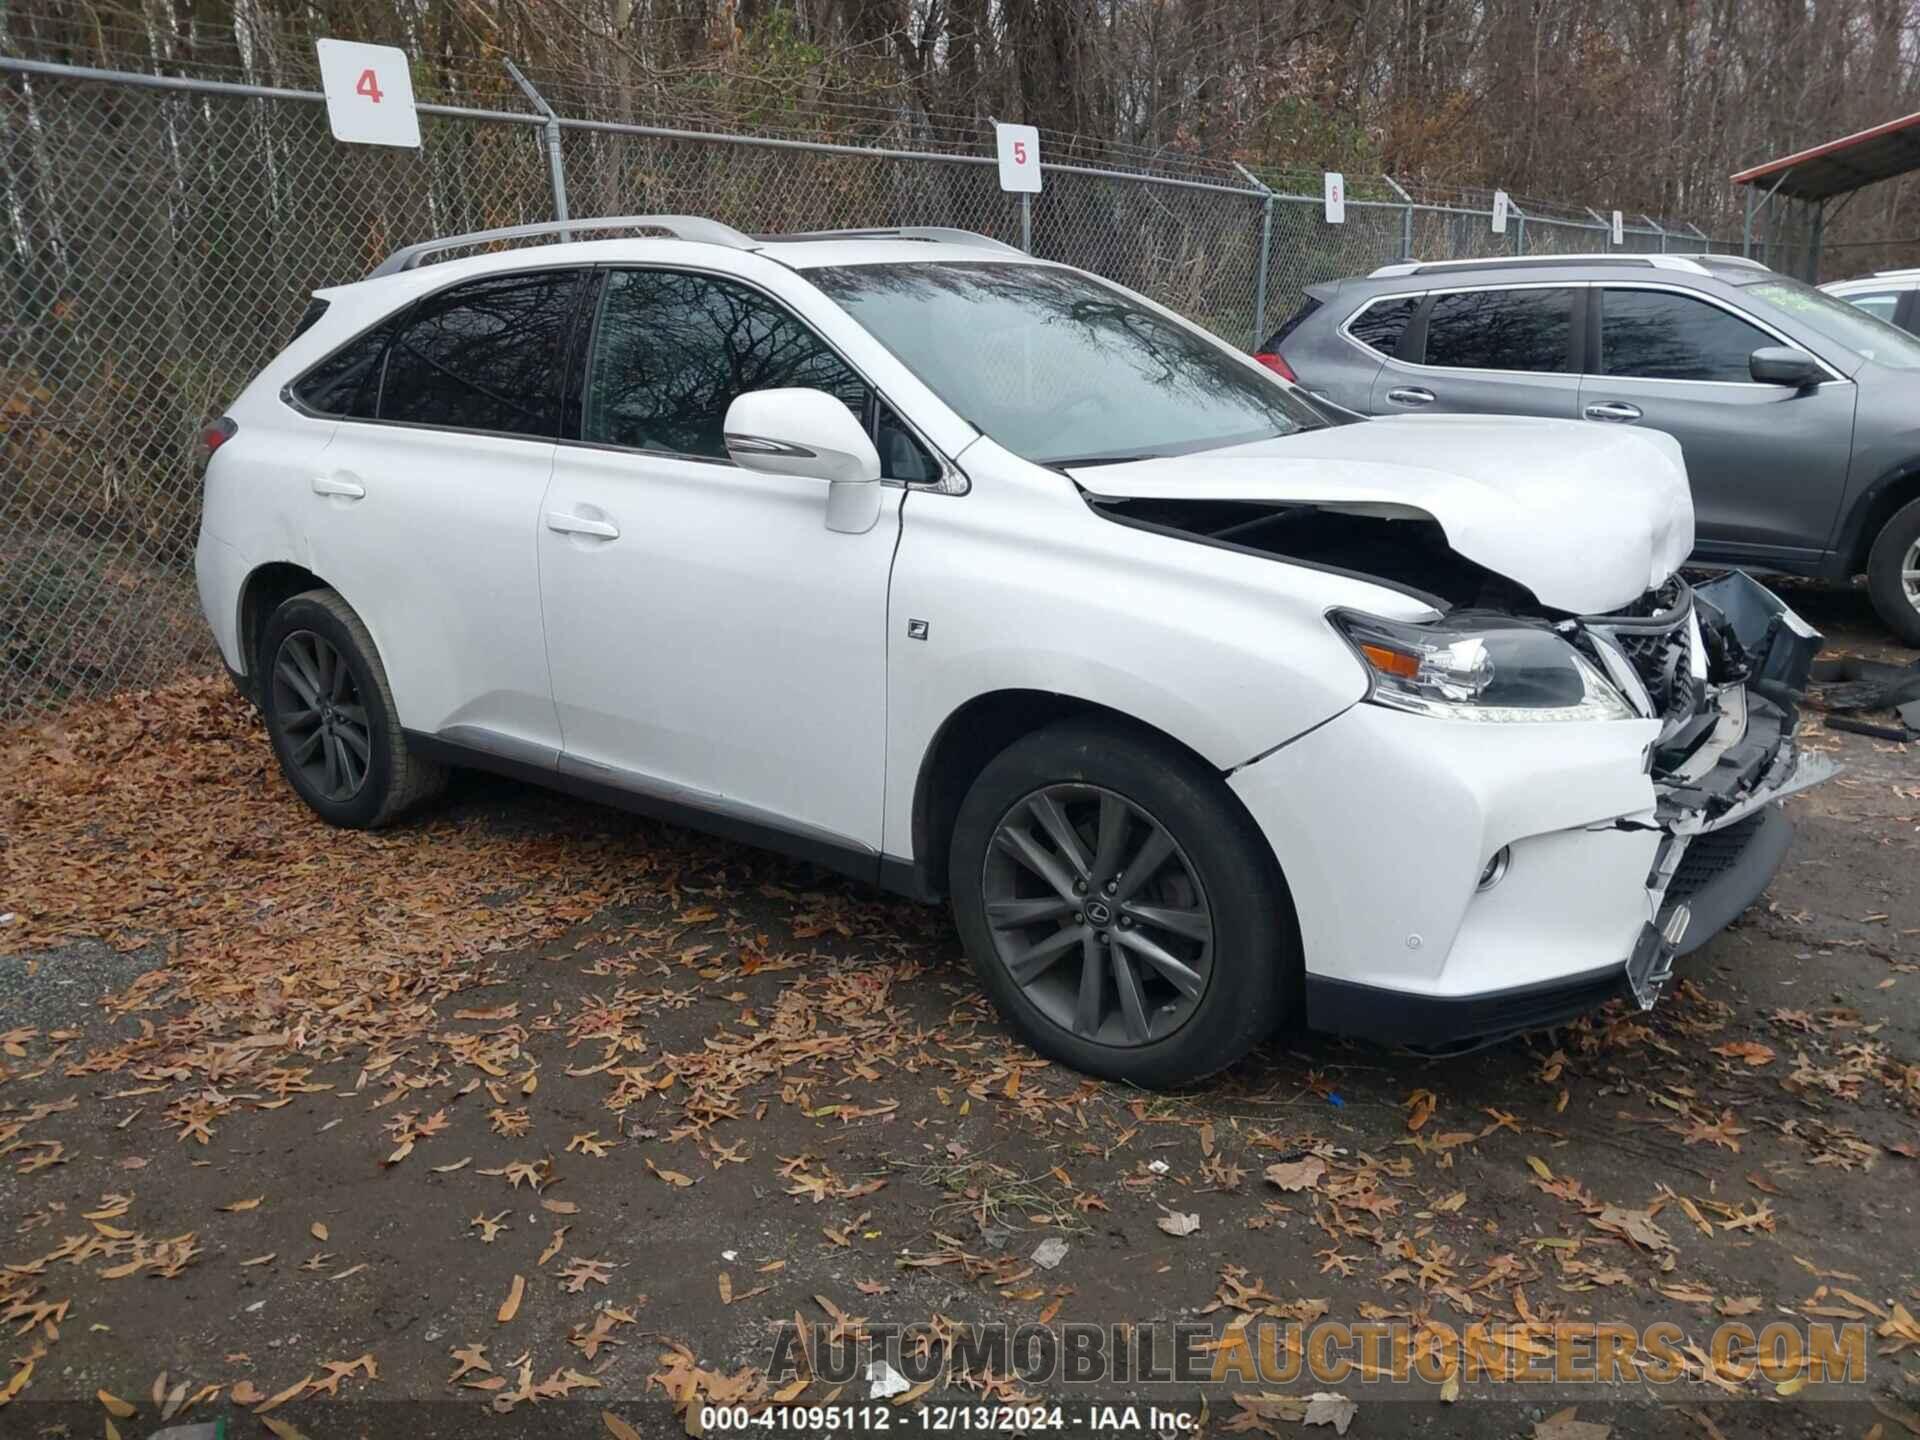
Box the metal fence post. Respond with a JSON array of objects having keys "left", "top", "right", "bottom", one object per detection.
[
  {"left": 506, "top": 60, "right": 570, "bottom": 236},
  {"left": 1383, "top": 175, "right": 1414, "bottom": 259},
  {"left": 1510, "top": 201, "right": 1527, "bottom": 256},
  {"left": 1235, "top": 163, "right": 1276, "bottom": 346},
  {"left": 1021, "top": 192, "right": 1032, "bottom": 254},
  {"left": 1642, "top": 215, "right": 1667, "bottom": 253}
]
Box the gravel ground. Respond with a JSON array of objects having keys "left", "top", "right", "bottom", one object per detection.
[{"left": 2, "top": 582, "right": 1917, "bottom": 1440}]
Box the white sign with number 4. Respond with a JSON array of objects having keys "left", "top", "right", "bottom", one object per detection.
[
  {"left": 996, "top": 123, "right": 1042, "bottom": 194},
  {"left": 317, "top": 39, "right": 420, "bottom": 149}
]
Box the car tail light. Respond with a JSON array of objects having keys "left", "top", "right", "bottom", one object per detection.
[
  {"left": 1253, "top": 351, "right": 1297, "bottom": 382},
  {"left": 202, "top": 416, "right": 237, "bottom": 453}
]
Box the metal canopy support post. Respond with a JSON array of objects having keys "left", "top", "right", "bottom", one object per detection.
[
  {"left": 1743, "top": 169, "right": 1793, "bottom": 258},
  {"left": 1807, "top": 197, "right": 1826, "bottom": 283},
  {"left": 1236, "top": 162, "right": 1277, "bottom": 346},
  {"left": 1383, "top": 174, "right": 1415, "bottom": 259},
  {"left": 506, "top": 59, "right": 570, "bottom": 237}
]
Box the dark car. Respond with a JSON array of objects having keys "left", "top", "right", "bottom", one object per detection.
[{"left": 1259, "top": 253, "right": 1920, "bottom": 644}]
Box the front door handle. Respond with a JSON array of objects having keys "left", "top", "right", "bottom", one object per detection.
[
  {"left": 546, "top": 511, "right": 620, "bottom": 540},
  {"left": 311, "top": 475, "right": 365, "bottom": 499},
  {"left": 1583, "top": 401, "right": 1643, "bottom": 423},
  {"left": 1385, "top": 387, "right": 1435, "bottom": 407}
]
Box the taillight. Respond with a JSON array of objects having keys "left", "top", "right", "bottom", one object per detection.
[
  {"left": 1253, "top": 352, "right": 1297, "bottom": 383},
  {"left": 202, "top": 416, "right": 237, "bottom": 453}
]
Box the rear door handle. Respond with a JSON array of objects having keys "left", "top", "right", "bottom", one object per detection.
[
  {"left": 310, "top": 475, "right": 365, "bottom": 499},
  {"left": 546, "top": 511, "right": 619, "bottom": 540},
  {"left": 1385, "top": 387, "right": 1435, "bottom": 407},
  {"left": 1583, "top": 401, "right": 1643, "bottom": 423}
]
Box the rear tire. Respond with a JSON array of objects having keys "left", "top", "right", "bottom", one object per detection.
[
  {"left": 1866, "top": 497, "right": 1920, "bottom": 648},
  {"left": 948, "top": 718, "right": 1295, "bottom": 1087},
  {"left": 258, "top": 588, "right": 446, "bottom": 828}
]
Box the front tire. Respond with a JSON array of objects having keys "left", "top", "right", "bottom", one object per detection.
[
  {"left": 258, "top": 588, "right": 446, "bottom": 828},
  {"left": 948, "top": 719, "right": 1295, "bottom": 1087},
  {"left": 1866, "top": 497, "right": 1920, "bottom": 648}
]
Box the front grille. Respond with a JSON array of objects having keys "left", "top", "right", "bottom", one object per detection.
[{"left": 1665, "top": 813, "right": 1768, "bottom": 905}]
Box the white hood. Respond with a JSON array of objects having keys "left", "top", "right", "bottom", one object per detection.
[{"left": 1069, "top": 413, "right": 1696, "bottom": 614}]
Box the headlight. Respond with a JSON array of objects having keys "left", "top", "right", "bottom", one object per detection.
[{"left": 1331, "top": 611, "right": 1634, "bottom": 723}]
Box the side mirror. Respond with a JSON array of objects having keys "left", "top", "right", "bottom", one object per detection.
[
  {"left": 1749, "top": 346, "right": 1822, "bottom": 388},
  {"left": 724, "top": 388, "right": 883, "bottom": 534}
]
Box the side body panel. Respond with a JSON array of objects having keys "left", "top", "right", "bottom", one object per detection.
[{"left": 880, "top": 439, "right": 1435, "bottom": 866}]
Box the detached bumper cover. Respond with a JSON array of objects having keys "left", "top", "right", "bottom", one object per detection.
[{"left": 1234, "top": 572, "right": 1832, "bottom": 1050}]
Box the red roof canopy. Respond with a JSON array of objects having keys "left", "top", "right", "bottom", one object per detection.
[{"left": 1731, "top": 111, "right": 1920, "bottom": 202}]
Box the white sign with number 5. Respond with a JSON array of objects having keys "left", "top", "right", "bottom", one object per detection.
[
  {"left": 316, "top": 39, "right": 420, "bottom": 149},
  {"left": 996, "top": 123, "right": 1042, "bottom": 194}
]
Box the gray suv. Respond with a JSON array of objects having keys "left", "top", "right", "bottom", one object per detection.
[{"left": 1262, "top": 253, "right": 1920, "bottom": 644}]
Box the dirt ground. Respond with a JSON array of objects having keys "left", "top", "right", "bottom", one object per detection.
[{"left": 3, "top": 581, "right": 1917, "bottom": 1440}]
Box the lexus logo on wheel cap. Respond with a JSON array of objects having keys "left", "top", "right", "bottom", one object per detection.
[{"left": 1084, "top": 900, "right": 1112, "bottom": 925}]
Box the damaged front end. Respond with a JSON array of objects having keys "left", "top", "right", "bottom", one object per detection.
[{"left": 1567, "top": 571, "right": 1838, "bottom": 1008}]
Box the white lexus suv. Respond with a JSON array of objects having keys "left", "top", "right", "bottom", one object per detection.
[{"left": 196, "top": 216, "right": 1834, "bottom": 1086}]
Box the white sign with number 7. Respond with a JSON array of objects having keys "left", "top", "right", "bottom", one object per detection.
[
  {"left": 316, "top": 39, "right": 421, "bottom": 149},
  {"left": 996, "top": 123, "right": 1043, "bottom": 194}
]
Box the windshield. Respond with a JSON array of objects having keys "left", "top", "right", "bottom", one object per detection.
[
  {"left": 1739, "top": 275, "right": 1920, "bottom": 370},
  {"left": 809, "top": 262, "right": 1320, "bottom": 464}
]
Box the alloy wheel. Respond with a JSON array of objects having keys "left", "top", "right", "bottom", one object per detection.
[
  {"left": 270, "top": 629, "right": 372, "bottom": 803},
  {"left": 1904, "top": 536, "right": 1920, "bottom": 611},
  {"left": 981, "top": 783, "right": 1214, "bottom": 1047}
]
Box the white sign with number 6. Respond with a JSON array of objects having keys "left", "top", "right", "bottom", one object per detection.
[
  {"left": 317, "top": 39, "right": 421, "bottom": 149},
  {"left": 1323, "top": 172, "right": 1345, "bottom": 225},
  {"left": 996, "top": 123, "right": 1042, "bottom": 194}
]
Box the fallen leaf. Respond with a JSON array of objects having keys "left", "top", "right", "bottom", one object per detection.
[
  {"left": 604, "top": 1413, "right": 645, "bottom": 1440},
  {"left": 220, "top": 1196, "right": 264, "bottom": 1213},
  {"left": 97, "top": 1390, "right": 136, "bottom": 1418},
  {"left": 1158, "top": 1211, "right": 1201, "bottom": 1237},
  {"left": 1264, "top": 1157, "right": 1326, "bottom": 1192},
  {"left": 497, "top": 1274, "right": 525, "bottom": 1324},
  {"left": 1303, "top": 1391, "right": 1357, "bottom": 1434},
  {"left": 310, "top": 1222, "right": 328, "bottom": 1242}
]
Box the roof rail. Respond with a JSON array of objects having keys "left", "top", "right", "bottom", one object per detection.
[
  {"left": 368, "top": 215, "right": 756, "bottom": 278},
  {"left": 761, "top": 226, "right": 1026, "bottom": 256},
  {"left": 1368, "top": 253, "right": 1727, "bottom": 279},
  {"left": 1872, "top": 266, "right": 1920, "bottom": 279},
  {"left": 1676, "top": 252, "right": 1771, "bottom": 271}
]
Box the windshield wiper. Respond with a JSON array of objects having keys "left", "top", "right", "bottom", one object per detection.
[{"left": 1045, "top": 453, "right": 1158, "bottom": 469}]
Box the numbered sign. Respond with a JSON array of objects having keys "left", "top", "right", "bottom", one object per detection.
[
  {"left": 1491, "top": 190, "right": 1509, "bottom": 235},
  {"left": 996, "top": 123, "right": 1042, "bottom": 194},
  {"left": 316, "top": 39, "right": 420, "bottom": 149},
  {"left": 1611, "top": 209, "right": 1625, "bottom": 245},
  {"left": 1323, "top": 172, "right": 1346, "bottom": 225}
]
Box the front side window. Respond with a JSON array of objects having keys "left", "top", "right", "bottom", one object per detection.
[
  {"left": 810, "top": 262, "right": 1319, "bottom": 465},
  {"left": 1421, "top": 288, "right": 1573, "bottom": 373},
  {"left": 379, "top": 270, "right": 582, "bottom": 437},
  {"left": 1599, "top": 288, "right": 1773, "bottom": 383},
  {"left": 584, "top": 269, "right": 871, "bottom": 460},
  {"left": 1348, "top": 296, "right": 1418, "bottom": 358}
]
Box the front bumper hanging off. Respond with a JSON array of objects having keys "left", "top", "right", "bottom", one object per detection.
[{"left": 1232, "top": 571, "right": 1837, "bottom": 1051}]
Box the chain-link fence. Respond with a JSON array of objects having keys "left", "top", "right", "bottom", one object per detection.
[{"left": 0, "top": 54, "right": 1762, "bottom": 717}]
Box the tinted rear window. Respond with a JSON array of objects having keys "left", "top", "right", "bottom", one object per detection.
[
  {"left": 1422, "top": 287, "right": 1573, "bottom": 372},
  {"left": 1347, "top": 296, "right": 1417, "bottom": 358},
  {"left": 1260, "top": 296, "right": 1321, "bottom": 353},
  {"left": 379, "top": 270, "right": 583, "bottom": 437},
  {"left": 290, "top": 319, "right": 396, "bottom": 419}
]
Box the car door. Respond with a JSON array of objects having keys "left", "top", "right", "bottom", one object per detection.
[
  {"left": 1370, "top": 283, "right": 1581, "bottom": 418},
  {"left": 1579, "top": 284, "right": 1854, "bottom": 563},
  {"left": 299, "top": 268, "right": 583, "bottom": 756},
  {"left": 536, "top": 265, "right": 918, "bottom": 860},
  {"left": 1833, "top": 287, "right": 1907, "bottom": 330}
]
